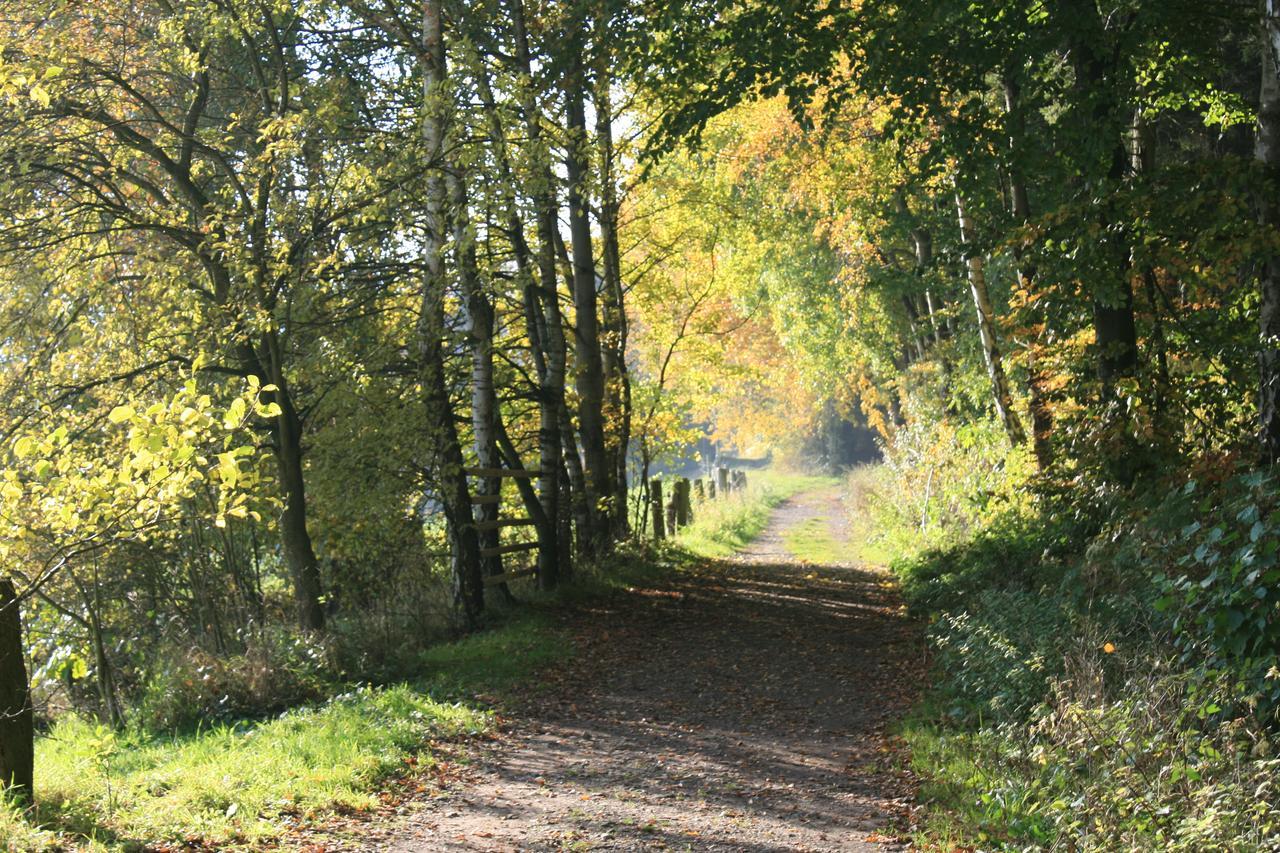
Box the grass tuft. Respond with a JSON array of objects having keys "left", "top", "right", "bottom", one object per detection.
[{"left": 781, "top": 515, "right": 845, "bottom": 564}]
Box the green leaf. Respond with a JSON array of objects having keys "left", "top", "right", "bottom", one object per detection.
[
  {"left": 223, "top": 396, "right": 247, "bottom": 429},
  {"left": 108, "top": 405, "right": 135, "bottom": 424}
]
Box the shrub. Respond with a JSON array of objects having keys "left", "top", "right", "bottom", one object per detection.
[
  {"left": 1150, "top": 471, "right": 1280, "bottom": 714},
  {"left": 931, "top": 590, "right": 1073, "bottom": 722},
  {"left": 865, "top": 413, "right": 1280, "bottom": 850},
  {"left": 855, "top": 417, "right": 1036, "bottom": 563},
  {"left": 137, "top": 628, "right": 333, "bottom": 731}
]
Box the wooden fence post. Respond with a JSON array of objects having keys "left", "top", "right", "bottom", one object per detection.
[
  {"left": 717, "top": 466, "right": 730, "bottom": 495},
  {"left": 693, "top": 478, "right": 705, "bottom": 503},
  {"left": 675, "top": 478, "right": 692, "bottom": 527},
  {"left": 650, "top": 478, "right": 665, "bottom": 540}
]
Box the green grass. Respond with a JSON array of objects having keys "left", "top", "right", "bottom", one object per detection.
[
  {"left": 0, "top": 613, "right": 566, "bottom": 851},
  {"left": 781, "top": 515, "right": 844, "bottom": 564},
  {"left": 416, "top": 610, "right": 570, "bottom": 697},
  {"left": 895, "top": 703, "right": 1048, "bottom": 851},
  {"left": 675, "top": 469, "right": 836, "bottom": 558}
]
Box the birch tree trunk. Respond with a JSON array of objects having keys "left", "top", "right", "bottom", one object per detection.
[
  {"left": 955, "top": 187, "right": 1027, "bottom": 447},
  {"left": 510, "top": 0, "right": 568, "bottom": 584},
  {"left": 422, "top": 0, "right": 483, "bottom": 624},
  {"left": 594, "top": 45, "right": 632, "bottom": 543},
  {"left": 447, "top": 144, "right": 504, "bottom": 589}
]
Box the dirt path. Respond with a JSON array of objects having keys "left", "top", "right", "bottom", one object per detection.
[{"left": 358, "top": 488, "right": 921, "bottom": 851}]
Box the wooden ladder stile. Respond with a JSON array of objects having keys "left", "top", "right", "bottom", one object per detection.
[
  {"left": 464, "top": 467, "right": 542, "bottom": 479},
  {"left": 471, "top": 517, "right": 536, "bottom": 532},
  {"left": 482, "top": 566, "right": 538, "bottom": 586},
  {"left": 465, "top": 467, "right": 546, "bottom": 587},
  {"left": 479, "top": 541, "right": 538, "bottom": 558}
]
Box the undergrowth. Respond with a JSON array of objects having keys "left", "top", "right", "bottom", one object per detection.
[{"left": 855, "top": 417, "right": 1280, "bottom": 851}]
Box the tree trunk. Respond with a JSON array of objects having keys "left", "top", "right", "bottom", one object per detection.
[
  {"left": 1053, "top": 0, "right": 1139, "bottom": 392},
  {"left": 594, "top": 25, "right": 632, "bottom": 543},
  {"left": 1259, "top": 2, "right": 1280, "bottom": 463},
  {"left": 232, "top": 335, "right": 325, "bottom": 631},
  {"left": 564, "top": 40, "right": 610, "bottom": 556},
  {"left": 510, "top": 0, "right": 568, "bottom": 585},
  {"left": 259, "top": 335, "right": 326, "bottom": 631},
  {"left": 447, "top": 147, "right": 505, "bottom": 591},
  {"left": 955, "top": 187, "right": 1027, "bottom": 447},
  {"left": 1130, "top": 111, "right": 1171, "bottom": 418},
  {"left": 423, "top": 0, "right": 483, "bottom": 624},
  {"left": 899, "top": 190, "right": 953, "bottom": 404},
  {"left": 87, "top": 565, "right": 124, "bottom": 729},
  {"left": 559, "top": 404, "right": 592, "bottom": 549},
  {"left": 0, "top": 579, "right": 32, "bottom": 803}
]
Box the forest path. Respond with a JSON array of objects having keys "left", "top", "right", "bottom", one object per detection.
[{"left": 361, "top": 487, "right": 921, "bottom": 851}]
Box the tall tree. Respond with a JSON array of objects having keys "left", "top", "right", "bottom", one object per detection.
[
  {"left": 420, "top": 0, "right": 484, "bottom": 622},
  {"left": 563, "top": 15, "right": 611, "bottom": 555}
]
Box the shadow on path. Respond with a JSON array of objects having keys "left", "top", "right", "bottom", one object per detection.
[{"left": 362, "top": 488, "right": 923, "bottom": 852}]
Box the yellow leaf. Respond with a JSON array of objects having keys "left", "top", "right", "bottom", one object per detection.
[
  {"left": 223, "top": 396, "right": 247, "bottom": 429},
  {"left": 108, "top": 405, "right": 135, "bottom": 424}
]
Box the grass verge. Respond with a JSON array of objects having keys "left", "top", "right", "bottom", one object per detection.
[{"left": 0, "top": 612, "right": 566, "bottom": 851}]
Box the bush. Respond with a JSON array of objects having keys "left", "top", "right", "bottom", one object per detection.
[
  {"left": 932, "top": 590, "right": 1072, "bottom": 722},
  {"left": 138, "top": 628, "right": 333, "bottom": 731},
  {"left": 860, "top": 412, "right": 1280, "bottom": 850},
  {"left": 909, "top": 615, "right": 1280, "bottom": 850},
  {"left": 852, "top": 417, "right": 1036, "bottom": 564},
  {"left": 1149, "top": 471, "right": 1280, "bottom": 714}
]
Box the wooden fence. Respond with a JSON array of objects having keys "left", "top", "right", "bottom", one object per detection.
[{"left": 648, "top": 466, "right": 747, "bottom": 540}]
